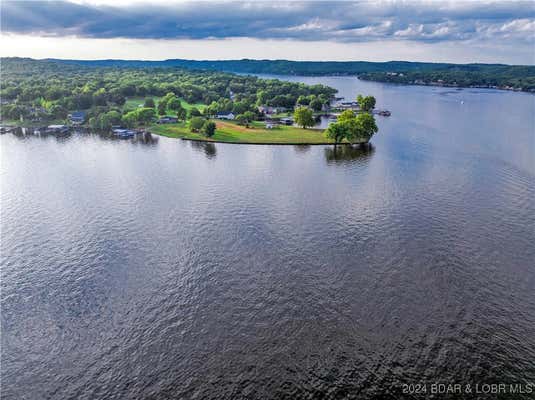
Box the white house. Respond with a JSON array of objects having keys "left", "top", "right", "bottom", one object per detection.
[{"left": 216, "top": 112, "right": 235, "bottom": 120}]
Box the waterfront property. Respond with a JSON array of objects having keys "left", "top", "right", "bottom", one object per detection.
[
  {"left": 2, "top": 67, "right": 534, "bottom": 400},
  {"left": 150, "top": 120, "right": 370, "bottom": 145}
]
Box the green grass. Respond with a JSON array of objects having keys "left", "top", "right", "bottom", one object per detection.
[
  {"left": 150, "top": 120, "right": 361, "bottom": 144},
  {"left": 123, "top": 97, "right": 160, "bottom": 110},
  {"left": 123, "top": 97, "right": 206, "bottom": 112},
  {"left": 178, "top": 100, "right": 206, "bottom": 111}
]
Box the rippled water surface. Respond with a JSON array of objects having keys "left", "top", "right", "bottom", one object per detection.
[{"left": 1, "top": 78, "right": 534, "bottom": 399}]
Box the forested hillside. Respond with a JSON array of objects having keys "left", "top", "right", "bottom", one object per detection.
[
  {"left": 41, "top": 58, "right": 535, "bottom": 91},
  {"left": 0, "top": 58, "right": 336, "bottom": 127}
]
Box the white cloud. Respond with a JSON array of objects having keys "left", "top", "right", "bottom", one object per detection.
[
  {"left": 1, "top": 1, "right": 533, "bottom": 63},
  {"left": 1, "top": 33, "right": 534, "bottom": 64}
]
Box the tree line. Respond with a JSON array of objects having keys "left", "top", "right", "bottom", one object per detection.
[
  {"left": 25, "top": 58, "right": 534, "bottom": 91},
  {"left": 0, "top": 58, "right": 337, "bottom": 127}
]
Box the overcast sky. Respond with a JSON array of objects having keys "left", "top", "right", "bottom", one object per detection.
[{"left": 1, "top": 0, "right": 534, "bottom": 64}]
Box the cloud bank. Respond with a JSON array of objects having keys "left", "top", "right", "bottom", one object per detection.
[{"left": 2, "top": 0, "right": 534, "bottom": 45}]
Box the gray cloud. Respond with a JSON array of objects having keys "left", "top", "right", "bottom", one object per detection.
[{"left": 1, "top": 1, "right": 534, "bottom": 44}]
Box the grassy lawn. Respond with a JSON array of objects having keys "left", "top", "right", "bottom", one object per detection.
[
  {"left": 124, "top": 97, "right": 205, "bottom": 112},
  {"left": 179, "top": 100, "right": 206, "bottom": 111},
  {"left": 151, "top": 120, "right": 349, "bottom": 144},
  {"left": 123, "top": 97, "right": 160, "bottom": 110}
]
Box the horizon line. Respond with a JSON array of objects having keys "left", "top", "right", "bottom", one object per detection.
[{"left": 3, "top": 56, "right": 531, "bottom": 67}]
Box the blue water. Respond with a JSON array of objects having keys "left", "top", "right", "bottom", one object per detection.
[{"left": 1, "top": 77, "right": 534, "bottom": 399}]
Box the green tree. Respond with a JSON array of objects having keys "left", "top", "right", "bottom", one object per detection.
[
  {"left": 157, "top": 101, "right": 167, "bottom": 116},
  {"left": 205, "top": 102, "right": 219, "bottom": 117},
  {"left": 144, "top": 98, "right": 155, "bottom": 108},
  {"left": 137, "top": 107, "right": 155, "bottom": 125},
  {"left": 232, "top": 100, "right": 249, "bottom": 115},
  {"left": 168, "top": 97, "right": 186, "bottom": 120},
  {"left": 293, "top": 107, "right": 315, "bottom": 129},
  {"left": 167, "top": 97, "right": 182, "bottom": 112},
  {"left": 325, "top": 111, "right": 378, "bottom": 144},
  {"left": 357, "top": 95, "right": 376, "bottom": 112},
  {"left": 190, "top": 116, "right": 205, "bottom": 132},
  {"left": 189, "top": 107, "right": 201, "bottom": 117},
  {"left": 50, "top": 104, "right": 68, "bottom": 119},
  {"left": 176, "top": 107, "right": 187, "bottom": 121},
  {"left": 297, "top": 95, "right": 310, "bottom": 105},
  {"left": 338, "top": 109, "right": 356, "bottom": 123},
  {"left": 256, "top": 90, "right": 268, "bottom": 106},
  {"left": 202, "top": 121, "right": 216, "bottom": 137},
  {"left": 122, "top": 111, "right": 138, "bottom": 128},
  {"left": 353, "top": 112, "right": 378, "bottom": 142},
  {"left": 235, "top": 114, "right": 247, "bottom": 126},
  {"left": 158, "top": 92, "right": 176, "bottom": 115},
  {"left": 105, "top": 110, "right": 122, "bottom": 125},
  {"left": 309, "top": 98, "right": 323, "bottom": 111},
  {"left": 89, "top": 117, "right": 98, "bottom": 130},
  {"left": 325, "top": 121, "right": 347, "bottom": 143},
  {"left": 98, "top": 114, "right": 112, "bottom": 131},
  {"left": 236, "top": 111, "right": 255, "bottom": 127},
  {"left": 89, "top": 113, "right": 112, "bottom": 132},
  {"left": 93, "top": 88, "right": 107, "bottom": 106},
  {"left": 243, "top": 111, "right": 255, "bottom": 122}
]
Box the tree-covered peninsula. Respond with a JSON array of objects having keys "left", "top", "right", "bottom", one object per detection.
[{"left": 1, "top": 58, "right": 383, "bottom": 145}]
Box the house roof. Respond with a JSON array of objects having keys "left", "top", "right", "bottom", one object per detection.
[{"left": 216, "top": 111, "right": 233, "bottom": 116}]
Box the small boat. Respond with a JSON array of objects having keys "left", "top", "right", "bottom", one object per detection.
[
  {"left": 376, "top": 110, "right": 391, "bottom": 116},
  {"left": 46, "top": 125, "right": 70, "bottom": 134}
]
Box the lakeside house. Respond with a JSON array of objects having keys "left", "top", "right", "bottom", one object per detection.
[
  {"left": 157, "top": 116, "right": 178, "bottom": 124},
  {"left": 69, "top": 111, "right": 86, "bottom": 125},
  {"left": 335, "top": 101, "right": 360, "bottom": 110},
  {"left": 216, "top": 111, "right": 235, "bottom": 120}
]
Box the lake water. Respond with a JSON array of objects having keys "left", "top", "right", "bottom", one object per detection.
[{"left": 1, "top": 77, "right": 534, "bottom": 399}]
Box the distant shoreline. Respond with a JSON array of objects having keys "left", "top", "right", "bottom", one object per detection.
[{"left": 7, "top": 57, "right": 531, "bottom": 93}]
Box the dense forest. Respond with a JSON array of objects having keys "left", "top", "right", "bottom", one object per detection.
[
  {"left": 43, "top": 58, "right": 535, "bottom": 91},
  {"left": 358, "top": 66, "right": 535, "bottom": 91},
  {"left": 0, "top": 58, "right": 337, "bottom": 127}
]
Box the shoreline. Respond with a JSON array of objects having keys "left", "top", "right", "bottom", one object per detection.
[
  {"left": 177, "top": 136, "right": 369, "bottom": 146},
  {"left": 150, "top": 120, "right": 370, "bottom": 145},
  {"left": 1, "top": 124, "right": 370, "bottom": 146}
]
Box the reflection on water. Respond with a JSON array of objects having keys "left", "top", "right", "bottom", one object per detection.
[
  {"left": 190, "top": 140, "right": 217, "bottom": 159},
  {"left": 324, "top": 144, "right": 375, "bottom": 165},
  {"left": 7, "top": 128, "right": 159, "bottom": 146},
  {"left": 293, "top": 144, "right": 311, "bottom": 154}
]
